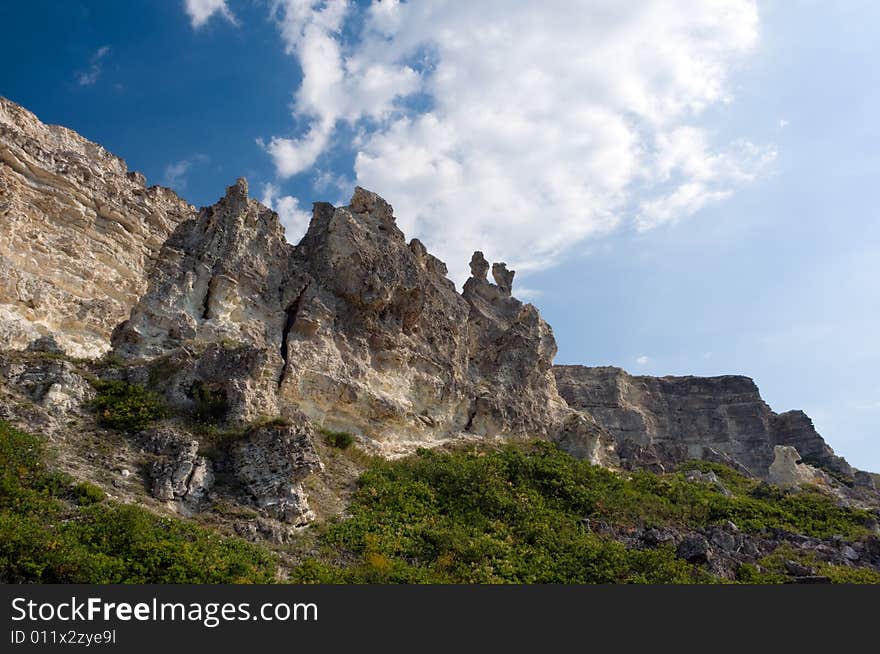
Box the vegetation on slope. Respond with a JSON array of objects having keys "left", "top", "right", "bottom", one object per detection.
[
  {"left": 0, "top": 421, "right": 277, "bottom": 583},
  {"left": 3, "top": 417, "right": 877, "bottom": 584},
  {"left": 290, "top": 441, "right": 877, "bottom": 583}
]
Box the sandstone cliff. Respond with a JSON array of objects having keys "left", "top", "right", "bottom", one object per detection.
[{"left": 0, "top": 97, "right": 195, "bottom": 358}]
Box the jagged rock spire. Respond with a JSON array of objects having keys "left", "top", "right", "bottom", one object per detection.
[
  {"left": 469, "top": 251, "right": 489, "bottom": 280},
  {"left": 492, "top": 262, "right": 515, "bottom": 296}
]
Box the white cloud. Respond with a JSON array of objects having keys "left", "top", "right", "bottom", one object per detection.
[
  {"left": 260, "top": 182, "right": 312, "bottom": 243},
  {"left": 76, "top": 46, "right": 110, "bottom": 86},
  {"left": 636, "top": 355, "right": 650, "bottom": 366},
  {"left": 779, "top": 118, "right": 790, "bottom": 129},
  {"left": 184, "top": 0, "right": 237, "bottom": 29},
  {"left": 515, "top": 287, "right": 544, "bottom": 301},
  {"left": 162, "top": 154, "right": 208, "bottom": 191},
  {"left": 263, "top": 0, "right": 419, "bottom": 175},
  {"left": 264, "top": 1, "right": 774, "bottom": 284}
]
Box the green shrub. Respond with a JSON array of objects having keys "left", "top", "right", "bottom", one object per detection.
[
  {"left": 90, "top": 380, "right": 168, "bottom": 432},
  {"left": 320, "top": 428, "right": 355, "bottom": 450},
  {"left": 72, "top": 482, "right": 105, "bottom": 505}
]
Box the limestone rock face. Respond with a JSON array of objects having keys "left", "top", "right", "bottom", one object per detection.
[
  {"left": 553, "top": 365, "right": 853, "bottom": 480},
  {"left": 0, "top": 353, "right": 93, "bottom": 433},
  {"left": 142, "top": 426, "right": 214, "bottom": 510},
  {"left": 114, "top": 184, "right": 588, "bottom": 457},
  {"left": 2, "top": 95, "right": 865, "bottom": 484},
  {"left": 771, "top": 410, "right": 853, "bottom": 479},
  {"left": 112, "top": 178, "right": 298, "bottom": 359},
  {"left": 230, "top": 421, "right": 323, "bottom": 525},
  {"left": 0, "top": 97, "right": 195, "bottom": 358}
]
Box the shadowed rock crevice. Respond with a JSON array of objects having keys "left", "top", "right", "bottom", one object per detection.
[
  {"left": 200, "top": 270, "right": 216, "bottom": 320},
  {"left": 278, "top": 282, "right": 311, "bottom": 388}
]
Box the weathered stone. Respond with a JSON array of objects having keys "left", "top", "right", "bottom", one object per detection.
[
  {"left": 708, "top": 526, "right": 740, "bottom": 553},
  {"left": 0, "top": 97, "right": 195, "bottom": 358},
  {"left": 469, "top": 251, "right": 489, "bottom": 280},
  {"left": 677, "top": 534, "right": 710, "bottom": 564},
  {"left": 2, "top": 95, "right": 877, "bottom": 526},
  {"left": 768, "top": 445, "right": 821, "bottom": 489},
  {"left": 784, "top": 560, "right": 815, "bottom": 576},
  {"left": 142, "top": 426, "right": 213, "bottom": 510},
  {"left": 854, "top": 471, "right": 876, "bottom": 490},
  {"left": 114, "top": 183, "right": 591, "bottom": 457},
  {"left": 491, "top": 262, "right": 515, "bottom": 296},
  {"left": 641, "top": 527, "right": 679, "bottom": 548},
  {"left": 840, "top": 545, "right": 860, "bottom": 562},
  {"left": 230, "top": 420, "right": 323, "bottom": 525},
  {"left": 0, "top": 355, "right": 92, "bottom": 427},
  {"left": 26, "top": 334, "right": 65, "bottom": 355}
]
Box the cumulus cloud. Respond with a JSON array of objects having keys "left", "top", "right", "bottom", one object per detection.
[
  {"left": 636, "top": 355, "right": 650, "bottom": 366},
  {"left": 76, "top": 46, "right": 111, "bottom": 86},
  {"left": 261, "top": 182, "right": 312, "bottom": 242},
  {"left": 184, "top": 0, "right": 237, "bottom": 29},
  {"left": 263, "top": 0, "right": 774, "bottom": 283}
]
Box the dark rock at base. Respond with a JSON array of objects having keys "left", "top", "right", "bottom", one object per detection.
[{"left": 677, "top": 534, "right": 710, "bottom": 564}]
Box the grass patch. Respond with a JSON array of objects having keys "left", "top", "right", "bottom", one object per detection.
[{"left": 72, "top": 482, "right": 105, "bottom": 505}]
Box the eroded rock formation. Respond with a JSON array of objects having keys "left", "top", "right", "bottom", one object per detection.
[
  {"left": 112, "top": 182, "right": 607, "bottom": 460},
  {"left": 0, "top": 97, "right": 195, "bottom": 357}
]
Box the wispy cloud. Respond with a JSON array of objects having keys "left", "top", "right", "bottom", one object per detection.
[
  {"left": 636, "top": 355, "right": 650, "bottom": 366},
  {"left": 76, "top": 45, "right": 110, "bottom": 86},
  {"left": 162, "top": 154, "right": 208, "bottom": 191},
  {"left": 184, "top": 0, "right": 238, "bottom": 29}
]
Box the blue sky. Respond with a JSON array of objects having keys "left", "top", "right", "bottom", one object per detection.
[{"left": 1, "top": 1, "right": 878, "bottom": 469}]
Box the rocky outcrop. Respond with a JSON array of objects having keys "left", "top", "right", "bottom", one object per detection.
[
  {"left": 767, "top": 445, "right": 822, "bottom": 490},
  {"left": 553, "top": 365, "right": 855, "bottom": 481},
  {"left": 0, "top": 97, "right": 195, "bottom": 358},
  {"left": 230, "top": 421, "right": 323, "bottom": 525},
  {"left": 0, "top": 95, "right": 868, "bottom": 489},
  {"left": 142, "top": 426, "right": 214, "bottom": 510},
  {"left": 112, "top": 183, "right": 604, "bottom": 459},
  {"left": 0, "top": 352, "right": 93, "bottom": 434}
]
